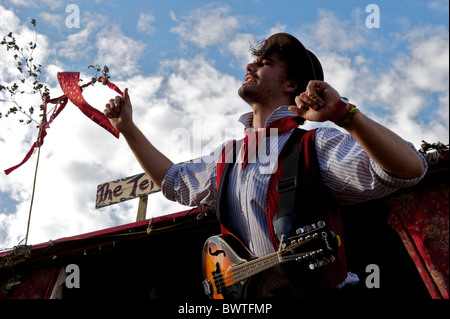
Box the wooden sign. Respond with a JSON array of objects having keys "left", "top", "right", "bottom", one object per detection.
[{"left": 95, "top": 158, "right": 199, "bottom": 209}]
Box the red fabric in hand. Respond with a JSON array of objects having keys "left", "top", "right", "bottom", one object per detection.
[
  {"left": 4, "top": 72, "right": 121, "bottom": 175},
  {"left": 57, "top": 72, "right": 120, "bottom": 138}
]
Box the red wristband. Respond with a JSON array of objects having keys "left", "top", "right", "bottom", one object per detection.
[{"left": 329, "top": 97, "right": 349, "bottom": 124}]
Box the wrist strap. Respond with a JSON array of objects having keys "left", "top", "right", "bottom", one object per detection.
[
  {"left": 329, "top": 97, "right": 349, "bottom": 124},
  {"left": 338, "top": 103, "right": 360, "bottom": 127},
  {"left": 330, "top": 97, "right": 360, "bottom": 127}
]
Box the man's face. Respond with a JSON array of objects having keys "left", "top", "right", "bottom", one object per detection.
[{"left": 238, "top": 53, "right": 290, "bottom": 106}]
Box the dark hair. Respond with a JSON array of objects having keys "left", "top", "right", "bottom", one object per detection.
[{"left": 250, "top": 33, "right": 324, "bottom": 102}]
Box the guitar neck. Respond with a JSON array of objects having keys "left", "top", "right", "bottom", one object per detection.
[{"left": 231, "top": 251, "right": 281, "bottom": 283}]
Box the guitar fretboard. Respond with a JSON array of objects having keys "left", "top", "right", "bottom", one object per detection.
[{"left": 230, "top": 252, "right": 281, "bottom": 283}]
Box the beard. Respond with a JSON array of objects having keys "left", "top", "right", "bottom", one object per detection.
[
  {"left": 237, "top": 83, "right": 254, "bottom": 104},
  {"left": 238, "top": 81, "right": 282, "bottom": 107}
]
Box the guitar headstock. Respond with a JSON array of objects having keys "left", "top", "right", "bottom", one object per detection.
[{"left": 281, "top": 221, "right": 341, "bottom": 270}]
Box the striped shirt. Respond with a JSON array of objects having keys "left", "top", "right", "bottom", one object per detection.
[{"left": 162, "top": 105, "right": 427, "bottom": 295}]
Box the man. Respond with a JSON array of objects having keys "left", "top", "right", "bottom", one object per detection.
[{"left": 104, "top": 33, "right": 426, "bottom": 299}]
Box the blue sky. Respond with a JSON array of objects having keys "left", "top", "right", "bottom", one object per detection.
[{"left": 0, "top": 0, "right": 448, "bottom": 249}]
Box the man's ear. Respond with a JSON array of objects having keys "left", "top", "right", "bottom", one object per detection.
[{"left": 284, "top": 80, "right": 298, "bottom": 93}]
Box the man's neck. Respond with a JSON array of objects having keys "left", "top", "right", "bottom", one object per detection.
[{"left": 250, "top": 103, "right": 284, "bottom": 130}]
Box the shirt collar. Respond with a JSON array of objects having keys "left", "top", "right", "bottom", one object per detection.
[{"left": 238, "top": 105, "right": 297, "bottom": 129}]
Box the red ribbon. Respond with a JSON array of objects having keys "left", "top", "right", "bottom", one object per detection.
[{"left": 4, "top": 72, "right": 121, "bottom": 175}]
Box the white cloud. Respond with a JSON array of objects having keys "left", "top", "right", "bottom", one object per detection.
[
  {"left": 4, "top": 0, "right": 63, "bottom": 9},
  {"left": 395, "top": 25, "right": 449, "bottom": 92},
  {"left": 3, "top": 0, "right": 37, "bottom": 8},
  {"left": 226, "top": 33, "right": 255, "bottom": 70},
  {"left": 0, "top": 5, "right": 21, "bottom": 30},
  {"left": 298, "top": 9, "right": 383, "bottom": 54},
  {"left": 302, "top": 9, "right": 365, "bottom": 52},
  {"left": 303, "top": 12, "right": 449, "bottom": 147},
  {"left": 125, "top": 55, "right": 248, "bottom": 162},
  {"left": 0, "top": 6, "right": 51, "bottom": 83},
  {"left": 137, "top": 12, "right": 156, "bottom": 35},
  {"left": 53, "top": 13, "right": 107, "bottom": 61},
  {"left": 428, "top": 0, "right": 449, "bottom": 12},
  {"left": 40, "top": 0, "right": 64, "bottom": 10},
  {"left": 95, "top": 26, "right": 146, "bottom": 79},
  {"left": 39, "top": 12, "right": 64, "bottom": 29},
  {"left": 266, "top": 23, "right": 287, "bottom": 37},
  {"left": 171, "top": 3, "right": 239, "bottom": 49},
  {"left": 56, "top": 27, "right": 93, "bottom": 60}
]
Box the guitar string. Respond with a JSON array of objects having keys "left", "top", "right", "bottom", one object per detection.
[
  {"left": 207, "top": 237, "right": 317, "bottom": 291},
  {"left": 207, "top": 235, "right": 311, "bottom": 291},
  {"left": 207, "top": 250, "right": 276, "bottom": 291},
  {"left": 208, "top": 234, "right": 329, "bottom": 293},
  {"left": 209, "top": 249, "right": 312, "bottom": 289},
  {"left": 208, "top": 252, "right": 315, "bottom": 292}
]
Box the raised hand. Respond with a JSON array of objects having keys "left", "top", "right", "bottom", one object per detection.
[
  {"left": 288, "top": 80, "right": 341, "bottom": 123},
  {"left": 104, "top": 88, "right": 133, "bottom": 133}
]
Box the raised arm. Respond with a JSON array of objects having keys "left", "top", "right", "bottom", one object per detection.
[
  {"left": 104, "top": 88, "right": 173, "bottom": 188},
  {"left": 288, "top": 80, "right": 425, "bottom": 179}
]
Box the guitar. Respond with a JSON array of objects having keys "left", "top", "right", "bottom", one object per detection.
[{"left": 202, "top": 221, "right": 340, "bottom": 299}]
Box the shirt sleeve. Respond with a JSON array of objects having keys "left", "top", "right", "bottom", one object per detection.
[
  {"left": 161, "top": 144, "right": 224, "bottom": 208},
  {"left": 315, "top": 127, "right": 428, "bottom": 205}
]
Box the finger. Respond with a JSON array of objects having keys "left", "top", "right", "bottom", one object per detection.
[
  {"left": 114, "top": 95, "right": 123, "bottom": 107},
  {"left": 107, "top": 99, "right": 116, "bottom": 113},
  {"left": 123, "top": 88, "right": 129, "bottom": 101},
  {"left": 288, "top": 105, "right": 307, "bottom": 118},
  {"left": 105, "top": 103, "right": 113, "bottom": 112},
  {"left": 105, "top": 102, "right": 119, "bottom": 117},
  {"left": 300, "top": 92, "right": 315, "bottom": 104},
  {"left": 294, "top": 95, "right": 308, "bottom": 111},
  {"left": 104, "top": 104, "right": 113, "bottom": 118},
  {"left": 305, "top": 81, "right": 325, "bottom": 106},
  {"left": 306, "top": 89, "right": 324, "bottom": 107},
  {"left": 104, "top": 109, "right": 114, "bottom": 119},
  {"left": 299, "top": 92, "right": 320, "bottom": 110}
]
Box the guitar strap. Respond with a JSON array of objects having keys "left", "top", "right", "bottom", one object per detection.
[{"left": 272, "top": 128, "right": 302, "bottom": 243}]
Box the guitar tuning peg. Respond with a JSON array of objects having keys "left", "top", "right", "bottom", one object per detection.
[
  {"left": 296, "top": 222, "right": 326, "bottom": 235},
  {"left": 320, "top": 257, "right": 330, "bottom": 265},
  {"left": 312, "top": 260, "right": 326, "bottom": 270},
  {"left": 308, "top": 260, "right": 323, "bottom": 270}
]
